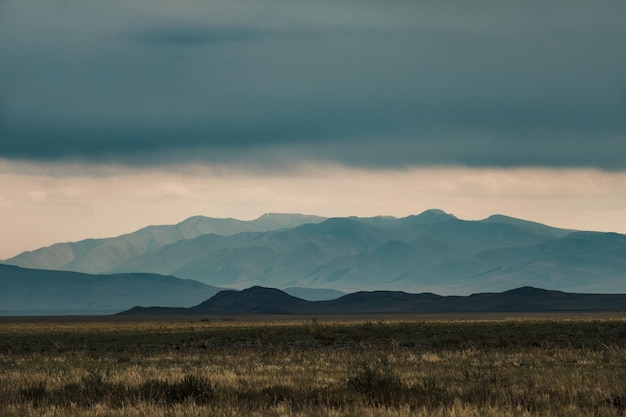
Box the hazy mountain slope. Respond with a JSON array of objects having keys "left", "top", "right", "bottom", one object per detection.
[
  {"left": 106, "top": 217, "right": 390, "bottom": 287},
  {"left": 481, "top": 214, "right": 574, "bottom": 239},
  {"left": 298, "top": 236, "right": 475, "bottom": 290},
  {"left": 463, "top": 231, "right": 626, "bottom": 293},
  {"left": 153, "top": 214, "right": 580, "bottom": 292},
  {"left": 175, "top": 246, "right": 286, "bottom": 287},
  {"left": 110, "top": 232, "right": 264, "bottom": 275},
  {"left": 120, "top": 286, "right": 626, "bottom": 315},
  {"left": 267, "top": 217, "right": 391, "bottom": 256},
  {"left": 4, "top": 213, "right": 325, "bottom": 274},
  {"left": 0, "top": 264, "right": 222, "bottom": 315},
  {"left": 393, "top": 218, "right": 561, "bottom": 252},
  {"left": 103, "top": 215, "right": 468, "bottom": 288}
]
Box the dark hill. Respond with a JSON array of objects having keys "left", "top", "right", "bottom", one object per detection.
[
  {"left": 192, "top": 286, "right": 307, "bottom": 314},
  {"left": 119, "top": 286, "right": 626, "bottom": 315}
]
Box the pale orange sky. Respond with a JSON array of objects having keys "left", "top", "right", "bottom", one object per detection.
[{"left": 1, "top": 159, "right": 625, "bottom": 260}]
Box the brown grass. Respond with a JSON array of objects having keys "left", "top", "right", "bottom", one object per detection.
[{"left": 1, "top": 316, "right": 626, "bottom": 416}]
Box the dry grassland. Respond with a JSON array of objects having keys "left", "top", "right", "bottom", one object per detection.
[{"left": 1, "top": 316, "right": 626, "bottom": 416}]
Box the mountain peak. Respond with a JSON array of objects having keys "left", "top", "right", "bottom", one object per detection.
[
  {"left": 178, "top": 215, "right": 229, "bottom": 223},
  {"left": 402, "top": 209, "right": 456, "bottom": 224},
  {"left": 421, "top": 209, "right": 449, "bottom": 215}
]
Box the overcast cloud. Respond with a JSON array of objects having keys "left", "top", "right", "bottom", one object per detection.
[{"left": 1, "top": 0, "right": 625, "bottom": 169}]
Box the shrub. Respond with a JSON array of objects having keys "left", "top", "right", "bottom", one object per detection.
[
  {"left": 136, "top": 374, "right": 213, "bottom": 404},
  {"left": 19, "top": 381, "right": 47, "bottom": 406},
  {"left": 345, "top": 359, "right": 408, "bottom": 406},
  {"left": 55, "top": 372, "right": 126, "bottom": 407}
]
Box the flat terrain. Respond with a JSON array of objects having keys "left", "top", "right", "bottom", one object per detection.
[{"left": 2, "top": 314, "right": 626, "bottom": 416}]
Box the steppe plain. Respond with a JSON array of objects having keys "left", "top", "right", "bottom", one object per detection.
[{"left": 2, "top": 313, "right": 626, "bottom": 417}]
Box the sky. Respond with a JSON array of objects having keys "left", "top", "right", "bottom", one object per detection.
[{"left": 1, "top": 0, "right": 625, "bottom": 259}]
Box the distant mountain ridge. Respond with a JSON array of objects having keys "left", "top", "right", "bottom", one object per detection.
[
  {"left": 4, "top": 210, "right": 626, "bottom": 295},
  {"left": 3, "top": 213, "right": 326, "bottom": 274},
  {"left": 121, "top": 286, "right": 626, "bottom": 315}
]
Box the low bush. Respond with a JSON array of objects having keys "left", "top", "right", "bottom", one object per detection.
[
  {"left": 20, "top": 373, "right": 213, "bottom": 407},
  {"left": 345, "top": 358, "right": 408, "bottom": 406}
]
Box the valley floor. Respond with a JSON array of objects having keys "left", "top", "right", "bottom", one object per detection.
[{"left": 1, "top": 315, "right": 626, "bottom": 416}]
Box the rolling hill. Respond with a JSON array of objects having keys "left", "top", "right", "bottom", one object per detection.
[
  {"left": 121, "top": 286, "right": 626, "bottom": 315},
  {"left": 0, "top": 264, "right": 223, "bottom": 315}
]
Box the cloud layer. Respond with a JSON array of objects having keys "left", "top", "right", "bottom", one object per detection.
[
  {"left": 2, "top": 159, "right": 626, "bottom": 259},
  {"left": 1, "top": 0, "right": 625, "bottom": 169}
]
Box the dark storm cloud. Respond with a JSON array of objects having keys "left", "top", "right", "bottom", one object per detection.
[
  {"left": 130, "top": 24, "right": 267, "bottom": 47},
  {"left": 1, "top": 0, "right": 625, "bottom": 169}
]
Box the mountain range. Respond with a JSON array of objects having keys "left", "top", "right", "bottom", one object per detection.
[
  {"left": 3, "top": 210, "right": 626, "bottom": 298},
  {"left": 3, "top": 213, "right": 324, "bottom": 274},
  {"left": 121, "top": 286, "right": 626, "bottom": 315}
]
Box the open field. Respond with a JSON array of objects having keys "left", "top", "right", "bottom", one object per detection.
[{"left": 2, "top": 315, "right": 626, "bottom": 416}]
